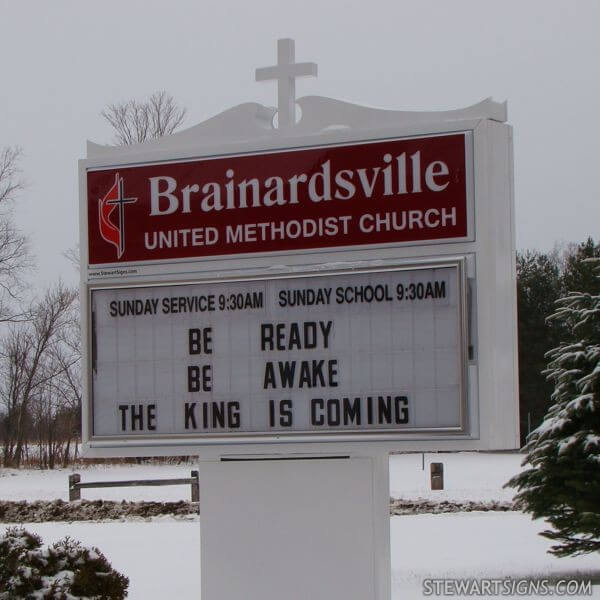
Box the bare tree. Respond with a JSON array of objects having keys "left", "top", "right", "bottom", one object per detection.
[
  {"left": 46, "top": 300, "right": 81, "bottom": 467},
  {"left": 63, "top": 244, "right": 80, "bottom": 270},
  {"left": 28, "top": 91, "right": 187, "bottom": 465},
  {"left": 26, "top": 293, "right": 81, "bottom": 469},
  {"left": 0, "top": 146, "right": 32, "bottom": 321},
  {"left": 62, "top": 92, "right": 186, "bottom": 268},
  {"left": 0, "top": 283, "right": 77, "bottom": 467},
  {"left": 101, "top": 90, "right": 187, "bottom": 145},
  {"left": 0, "top": 146, "right": 24, "bottom": 204}
]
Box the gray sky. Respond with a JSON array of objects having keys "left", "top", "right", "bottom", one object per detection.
[{"left": 1, "top": 0, "right": 599, "bottom": 290}]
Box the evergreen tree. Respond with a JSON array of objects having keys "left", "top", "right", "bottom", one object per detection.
[
  {"left": 562, "top": 237, "right": 600, "bottom": 300},
  {"left": 0, "top": 526, "right": 129, "bottom": 598},
  {"left": 506, "top": 259, "right": 600, "bottom": 557},
  {"left": 516, "top": 250, "right": 562, "bottom": 443}
]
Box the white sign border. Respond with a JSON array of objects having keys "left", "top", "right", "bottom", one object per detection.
[{"left": 80, "top": 102, "right": 519, "bottom": 456}]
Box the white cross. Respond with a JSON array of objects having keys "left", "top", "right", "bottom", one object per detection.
[{"left": 256, "top": 39, "right": 317, "bottom": 130}]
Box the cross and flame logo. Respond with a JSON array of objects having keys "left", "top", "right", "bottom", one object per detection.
[{"left": 98, "top": 174, "right": 137, "bottom": 259}]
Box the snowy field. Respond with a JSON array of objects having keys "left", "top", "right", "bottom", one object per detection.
[
  {"left": 1, "top": 452, "right": 599, "bottom": 599},
  {"left": 12, "top": 513, "right": 598, "bottom": 600},
  {"left": 1, "top": 452, "right": 520, "bottom": 503}
]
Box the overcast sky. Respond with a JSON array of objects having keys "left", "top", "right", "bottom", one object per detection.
[{"left": 0, "top": 0, "right": 598, "bottom": 290}]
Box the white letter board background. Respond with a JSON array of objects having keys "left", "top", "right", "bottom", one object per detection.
[{"left": 91, "top": 265, "right": 462, "bottom": 438}]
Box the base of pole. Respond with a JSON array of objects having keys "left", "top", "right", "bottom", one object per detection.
[{"left": 198, "top": 451, "right": 390, "bottom": 600}]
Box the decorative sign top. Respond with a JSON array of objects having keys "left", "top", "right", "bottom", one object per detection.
[{"left": 256, "top": 38, "right": 318, "bottom": 130}]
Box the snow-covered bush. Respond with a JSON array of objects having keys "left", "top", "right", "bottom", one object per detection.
[
  {"left": 506, "top": 259, "right": 600, "bottom": 557},
  {"left": 0, "top": 526, "right": 129, "bottom": 599}
]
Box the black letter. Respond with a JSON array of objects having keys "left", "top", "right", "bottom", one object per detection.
[
  {"left": 261, "top": 324, "right": 274, "bottom": 350},
  {"left": 189, "top": 329, "right": 201, "bottom": 354},
  {"left": 212, "top": 402, "right": 225, "bottom": 428},
  {"left": 279, "top": 361, "right": 297, "bottom": 388},
  {"left": 395, "top": 396, "right": 409, "bottom": 424},
  {"left": 147, "top": 404, "right": 156, "bottom": 430},
  {"left": 328, "top": 360, "right": 339, "bottom": 387},
  {"left": 343, "top": 397, "right": 361, "bottom": 425},
  {"left": 131, "top": 405, "right": 144, "bottom": 430},
  {"left": 202, "top": 365, "right": 212, "bottom": 392},
  {"left": 311, "top": 398, "right": 324, "bottom": 425},
  {"left": 203, "top": 328, "right": 213, "bottom": 354},
  {"left": 228, "top": 402, "right": 240, "bottom": 428},
  {"left": 327, "top": 399, "right": 340, "bottom": 426},
  {"left": 118, "top": 405, "right": 128, "bottom": 431},
  {"left": 188, "top": 366, "right": 200, "bottom": 392},
  {"left": 378, "top": 396, "right": 392, "bottom": 424},
  {"left": 278, "top": 290, "right": 287, "bottom": 307},
  {"left": 269, "top": 399, "right": 275, "bottom": 426},
  {"left": 264, "top": 362, "right": 276, "bottom": 389},
  {"left": 185, "top": 403, "right": 197, "bottom": 429},
  {"left": 281, "top": 399, "right": 293, "bottom": 427}
]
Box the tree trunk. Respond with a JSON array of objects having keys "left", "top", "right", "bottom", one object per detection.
[{"left": 63, "top": 436, "right": 71, "bottom": 468}]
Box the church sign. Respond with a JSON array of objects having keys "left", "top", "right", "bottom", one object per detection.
[
  {"left": 80, "top": 40, "right": 517, "bottom": 453},
  {"left": 87, "top": 133, "right": 471, "bottom": 265},
  {"left": 79, "top": 40, "right": 519, "bottom": 600}
]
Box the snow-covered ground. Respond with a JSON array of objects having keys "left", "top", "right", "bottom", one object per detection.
[
  {"left": 392, "top": 513, "right": 599, "bottom": 598},
  {"left": 0, "top": 452, "right": 522, "bottom": 503},
  {"left": 389, "top": 451, "right": 523, "bottom": 502},
  {"left": 2, "top": 452, "right": 599, "bottom": 599},
  {"left": 0, "top": 461, "right": 197, "bottom": 502},
  {"left": 10, "top": 514, "right": 599, "bottom": 599}
]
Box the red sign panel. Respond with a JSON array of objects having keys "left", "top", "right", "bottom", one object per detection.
[{"left": 87, "top": 133, "right": 469, "bottom": 265}]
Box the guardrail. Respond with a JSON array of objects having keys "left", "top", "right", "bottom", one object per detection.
[{"left": 68, "top": 470, "right": 199, "bottom": 502}]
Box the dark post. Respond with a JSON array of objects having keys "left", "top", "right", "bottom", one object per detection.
[
  {"left": 430, "top": 462, "right": 444, "bottom": 490},
  {"left": 69, "top": 473, "right": 81, "bottom": 501},
  {"left": 191, "top": 470, "right": 199, "bottom": 503}
]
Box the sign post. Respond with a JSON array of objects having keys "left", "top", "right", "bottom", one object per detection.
[{"left": 79, "top": 39, "right": 518, "bottom": 599}]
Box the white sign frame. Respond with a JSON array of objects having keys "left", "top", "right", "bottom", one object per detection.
[{"left": 80, "top": 96, "right": 519, "bottom": 457}]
